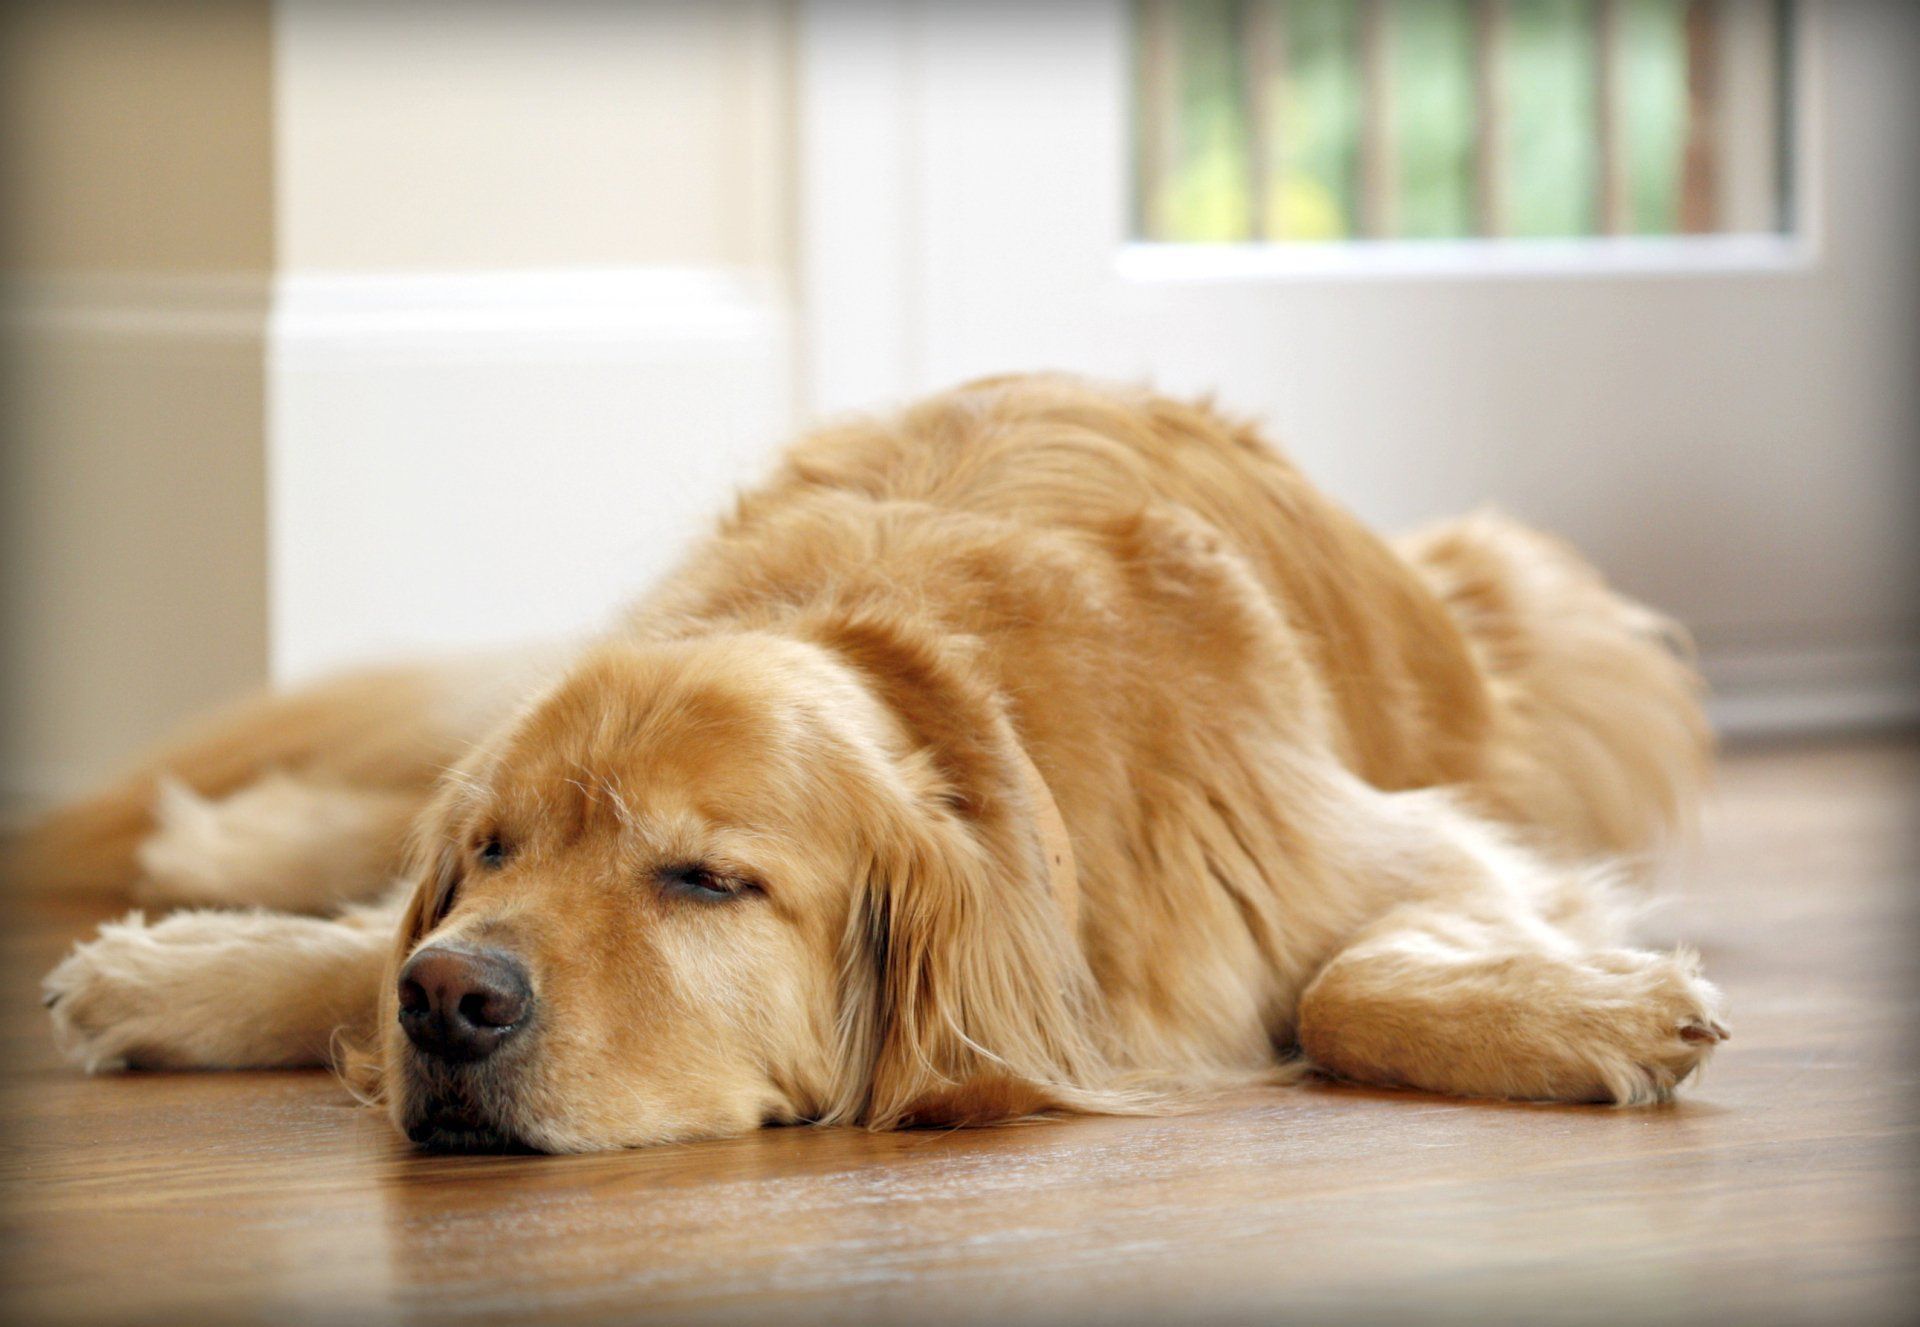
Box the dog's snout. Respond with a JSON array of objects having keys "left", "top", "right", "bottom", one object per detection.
[{"left": 397, "top": 946, "right": 532, "bottom": 1063}]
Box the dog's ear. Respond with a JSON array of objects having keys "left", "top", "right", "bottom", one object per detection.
[
  {"left": 396, "top": 809, "right": 463, "bottom": 954},
  {"left": 395, "top": 754, "right": 499, "bottom": 952},
  {"left": 817, "top": 615, "right": 1110, "bottom": 1129},
  {"left": 335, "top": 777, "right": 470, "bottom": 1103},
  {"left": 844, "top": 801, "right": 1103, "bottom": 1128}
]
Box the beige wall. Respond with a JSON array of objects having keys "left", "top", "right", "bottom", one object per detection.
[
  {"left": 0, "top": 0, "right": 275, "bottom": 276},
  {"left": 275, "top": 0, "right": 792, "bottom": 273},
  {"left": 0, "top": 334, "right": 271, "bottom": 803},
  {"left": 1, "top": 0, "right": 274, "bottom": 807}
]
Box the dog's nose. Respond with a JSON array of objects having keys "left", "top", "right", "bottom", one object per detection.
[{"left": 397, "top": 946, "right": 533, "bottom": 1063}]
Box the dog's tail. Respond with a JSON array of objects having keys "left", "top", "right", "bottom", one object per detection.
[
  {"left": 1397, "top": 509, "right": 1712, "bottom": 866},
  {"left": 4, "top": 653, "right": 548, "bottom": 898}
]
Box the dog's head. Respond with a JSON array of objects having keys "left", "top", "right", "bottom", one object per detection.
[{"left": 363, "top": 629, "right": 1104, "bottom": 1152}]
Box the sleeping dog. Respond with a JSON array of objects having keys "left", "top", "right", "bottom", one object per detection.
[{"left": 28, "top": 374, "right": 1725, "bottom": 1152}]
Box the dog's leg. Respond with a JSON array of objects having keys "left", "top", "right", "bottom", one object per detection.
[
  {"left": 1294, "top": 791, "right": 1728, "bottom": 1105},
  {"left": 134, "top": 774, "right": 424, "bottom": 914},
  {"left": 12, "top": 648, "right": 557, "bottom": 900},
  {"left": 1397, "top": 509, "right": 1711, "bottom": 862},
  {"left": 43, "top": 896, "right": 401, "bottom": 1072}
]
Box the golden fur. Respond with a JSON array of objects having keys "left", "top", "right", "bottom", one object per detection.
[{"left": 23, "top": 375, "right": 1723, "bottom": 1152}]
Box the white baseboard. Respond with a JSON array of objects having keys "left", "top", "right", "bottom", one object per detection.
[
  {"left": 1702, "top": 637, "right": 1920, "bottom": 739},
  {"left": 266, "top": 265, "right": 794, "bottom": 683}
]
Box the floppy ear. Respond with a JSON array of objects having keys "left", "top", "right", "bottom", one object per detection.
[
  {"left": 845, "top": 803, "right": 1109, "bottom": 1128},
  {"left": 816, "top": 615, "right": 1114, "bottom": 1129},
  {"left": 395, "top": 806, "right": 464, "bottom": 954},
  {"left": 334, "top": 780, "right": 467, "bottom": 1103}
]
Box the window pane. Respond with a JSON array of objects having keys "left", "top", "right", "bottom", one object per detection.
[
  {"left": 1621, "top": 0, "right": 1689, "bottom": 234},
  {"left": 1132, "top": 0, "right": 1794, "bottom": 245},
  {"left": 1138, "top": 0, "right": 1254, "bottom": 241},
  {"left": 1393, "top": 0, "right": 1477, "bottom": 239},
  {"left": 1505, "top": 0, "right": 1599, "bottom": 237},
  {"left": 1275, "top": 0, "right": 1362, "bottom": 240}
]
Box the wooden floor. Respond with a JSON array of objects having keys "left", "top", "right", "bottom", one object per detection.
[{"left": 2, "top": 739, "right": 1915, "bottom": 1326}]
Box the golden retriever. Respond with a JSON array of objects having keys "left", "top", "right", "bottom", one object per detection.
[{"left": 23, "top": 374, "right": 1725, "bottom": 1152}]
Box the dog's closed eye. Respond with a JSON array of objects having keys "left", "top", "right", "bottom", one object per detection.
[{"left": 659, "top": 864, "right": 758, "bottom": 903}]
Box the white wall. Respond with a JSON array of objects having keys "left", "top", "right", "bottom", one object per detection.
[
  {"left": 267, "top": 0, "right": 796, "bottom": 684},
  {"left": 274, "top": 0, "right": 791, "bottom": 273},
  {"left": 267, "top": 270, "right": 791, "bottom": 680},
  {"left": 263, "top": 1, "right": 797, "bottom": 682}
]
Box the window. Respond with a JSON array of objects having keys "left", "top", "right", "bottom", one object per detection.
[{"left": 1133, "top": 0, "right": 1795, "bottom": 245}]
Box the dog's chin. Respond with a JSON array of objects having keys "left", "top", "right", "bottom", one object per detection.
[
  {"left": 403, "top": 1098, "right": 535, "bottom": 1153},
  {"left": 406, "top": 1121, "right": 530, "bottom": 1153},
  {"left": 393, "top": 1067, "right": 537, "bottom": 1152}
]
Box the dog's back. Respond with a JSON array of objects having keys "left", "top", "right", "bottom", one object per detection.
[{"left": 749, "top": 374, "right": 1709, "bottom": 862}]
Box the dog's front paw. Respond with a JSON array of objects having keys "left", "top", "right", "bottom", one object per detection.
[
  {"left": 44, "top": 908, "right": 381, "bottom": 1073},
  {"left": 1585, "top": 948, "right": 1730, "bottom": 1104},
  {"left": 43, "top": 909, "right": 299, "bottom": 1072},
  {"left": 44, "top": 912, "right": 171, "bottom": 1071}
]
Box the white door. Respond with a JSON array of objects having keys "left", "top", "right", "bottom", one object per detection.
[{"left": 799, "top": 0, "right": 1919, "bottom": 734}]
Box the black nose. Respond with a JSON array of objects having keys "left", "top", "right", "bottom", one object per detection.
[{"left": 397, "top": 945, "right": 533, "bottom": 1063}]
